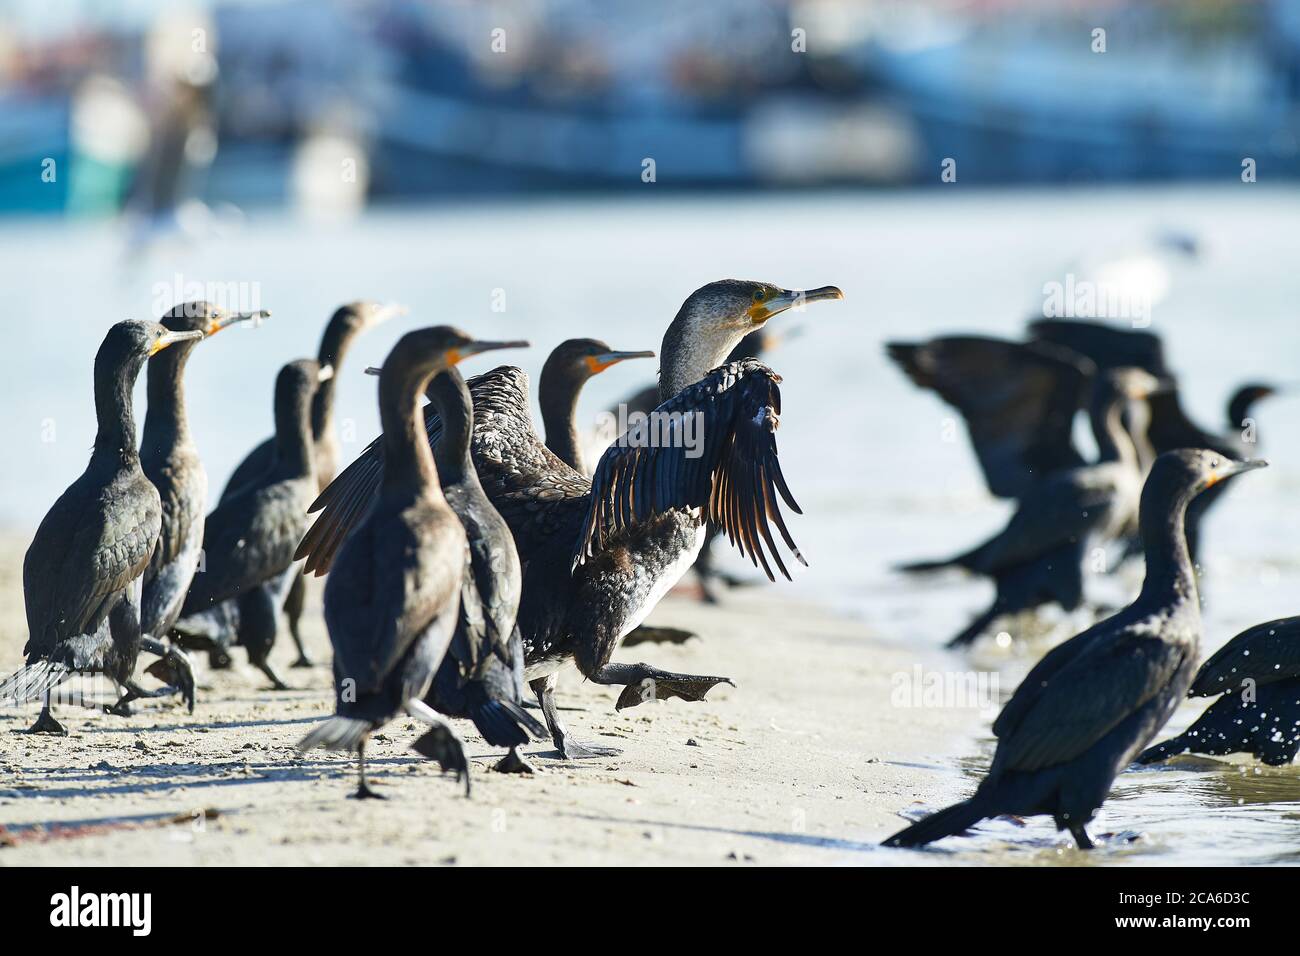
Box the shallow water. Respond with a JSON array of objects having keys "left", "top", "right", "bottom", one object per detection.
[{"left": 1, "top": 186, "right": 1298, "bottom": 864}]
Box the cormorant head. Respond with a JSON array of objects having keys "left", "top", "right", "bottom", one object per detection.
[
  {"left": 160, "top": 300, "right": 270, "bottom": 339},
  {"left": 1227, "top": 382, "right": 1278, "bottom": 427},
  {"left": 1099, "top": 367, "right": 1164, "bottom": 403},
  {"left": 318, "top": 301, "right": 408, "bottom": 376},
  {"left": 1149, "top": 448, "right": 1268, "bottom": 501},
  {"left": 661, "top": 280, "right": 842, "bottom": 396},
  {"left": 99, "top": 320, "right": 205, "bottom": 381},
  {"left": 543, "top": 339, "right": 655, "bottom": 386},
  {"left": 368, "top": 326, "right": 530, "bottom": 388}
]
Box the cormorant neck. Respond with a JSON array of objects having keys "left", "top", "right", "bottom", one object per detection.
[
  {"left": 539, "top": 364, "right": 586, "bottom": 473},
  {"left": 1090, "top": 391, "right": 1139, "bottom": 470},
  {"left": 274, "top": 389, "right": 315, "bottom": 479},
  {"left": 658, "top": 313, "right": 750, "bottom": 401},
  {"left": 1227, "top": 389, "right": 1260, "bottom": 433},
  {"left": 142, "top": 344, "right": 196, "bottom": 455},
  {"left": 1136, "top": 477, "right": 1200, "bottom": 610},
  {"left": 379, "top": 366, "right": 443, "bottom": 502},
  {"left": 92, "top": 354, "right": 145, "bottom": 468},
  {"left": 313, "top": 319, "right": 358, "bottom": 440},
  {"left": 424, "top": 368, "right": 474, "bottom": 487}
]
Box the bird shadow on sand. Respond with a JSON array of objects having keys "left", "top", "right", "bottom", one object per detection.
[
  {"left": 0, "top": 755, "right": 422, "bottom": 802},
  {"left": 565, "top": 812, "right": 882, "bottom": 855}
]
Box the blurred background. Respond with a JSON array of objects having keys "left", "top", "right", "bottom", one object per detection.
[{"left": 3, "top": 0, "right": 1300, "bottom": 218}]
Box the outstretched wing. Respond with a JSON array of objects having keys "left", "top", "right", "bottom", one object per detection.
[
  {"left": 886, "top": 336, "right": 1093, "bottom": 498},
  {"left": 1029, "top": 319, "right": 1170, "bottom": 377},
  {"left": 575, "top": 359, "right": 804, "bottom": 582},
  {"left": 1190, "top": 617, "right": 1300, "bottom": 697}
]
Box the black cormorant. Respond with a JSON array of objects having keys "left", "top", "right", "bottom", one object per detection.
[
  {"left": 884, "top": 449, "right": 1267, "bottom": 850},
  {"left": 297, "top": 327, "right": 524, "bottom": 798},
  {"left": 899, "top": 367, "right": 1160, "bottom": 647},
  {"left": 170, "top": 359, "right": 327, "bottom": 689},
  {"left": 358, "top": 361, "right": 546, "bottom": 774},
  {"left": 0, "top": 320, "right": 204, "bottom": 734},
  {"left": 300, "top": 280, "right": 844, "bottom": 758},
  {"left": 1137, "top": 615, "right": 1300, "bottom": 766},
  {"left": 295, "top": 338, "right": 653, "bottom": 575},
  {"left": 217, "top": 301, "right": 402, "bottom": 667},
  {"left": 134, "top": 301, "right": 269, "bottom": 711},
  {"left": 1029, "top": 318, "right": 1277, "bottom": 563}
]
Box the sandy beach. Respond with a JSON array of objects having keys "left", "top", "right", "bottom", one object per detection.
[{"left": 0, "top": 535, "right": 975, "bottom": 866}]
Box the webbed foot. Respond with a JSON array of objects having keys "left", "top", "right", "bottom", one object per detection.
[
  {"left": 492, "top": 747, "right": 538, "bottom": 775},
  {"left": 614, "top": 674, "right": 734, "bottom": 711},
  {"left": 26, "top": 708, "right": 68, "bottom": 736}
]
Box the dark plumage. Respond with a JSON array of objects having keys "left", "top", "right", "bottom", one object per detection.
[
  {"left": 299, "top": 280, "right": 844, "bottom": 759},
  {"left": 297, "top": 327, "right": 522, "bottom": 799},
  {"left": 884, "top": 450, "right": 1268, "bottom": 850},
  {"left": 135, "top": 302, "right": 269, "bottom": 710},
  {"left": 361, "top": 361, "right": 545, "bottom": 772},
  {"left": 170, "top": 359, "right": 325, "bottom": 689},
  {"left": 900, "top": 368, "right": 1160, "bottom": 647},
  {"left": 216, "top": 301, "right": 401, "bottom": 667},
  {"left": 1137, "top": 616, "right": 1300, "bottom": 766},
  {"left": 0, "top": 320, "right": 204, "bottom": 734},
  {"left": 1029, "top": 318, "right": 1277, "bottom": 564}
]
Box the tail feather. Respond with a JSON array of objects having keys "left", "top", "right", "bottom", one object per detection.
[
  {"left": 296, "top": 716, "right": 372, "bottom": 753},
  {"left": 470, "top": 695, "right": 547, "bottom": 748},
  {"left": 1135, "top": 734, "right": 1187, "bottom": 765},
  {"left": 883, "top": 797, "right": 989, "bottom": 848},
  {"left": 897, "top": 557, "right": 961, "bottom": 574},
  {"left": 0, "top": 661, "right": 71, "bottom": 702}
]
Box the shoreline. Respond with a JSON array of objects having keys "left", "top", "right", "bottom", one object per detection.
[{"left": 0, "top": 533, "right": 977, "bottom": 866}]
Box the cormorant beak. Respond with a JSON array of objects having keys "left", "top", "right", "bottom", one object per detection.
[
  {"left": 1205, "top": 458, "right": 1269, "bottom": 488},
  {"left": 209, "top": 309, "right": 271, "bottom": 336},
  {"left": 317, "top": 365, "right": 335, "bottom": 384},
  {"left": 151, "top": 329, "right": 205, "bottom": 356},
  {"left": 448, "top": 339, "right": 531, "bottom": 365},
  {"left": 586, "top": 349, "right": 655, "bottom": 374},
  {"left": 366, "top": 302, "right": 408, "bottom": 328},
  {"left": 748, "top": 286, "right": 844, "bottom": 324}
]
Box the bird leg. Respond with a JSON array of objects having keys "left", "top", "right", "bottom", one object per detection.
[
  {"left": 350, "top": 741, "right": 385, "bottom": 801},
  {"left": 406, "top": 699, "right": 471, "bottom": 795},
  {"left": 492, "top": 746, "right": 537, "bottom": 775},
  {"left": 208, "top": 648, "right": 233, "bottom": 670},
  {"left": 104, "top": 685, "right": 140, "bottom": 717},
  {"left": 254, "top": 659, "right": 291, "bottom": 692},
  {"left": 529, "top": 673, "right": 621, "bottom": 759},
  {"left": 285, "top": 576, "right": 313, "bottom": 668},
  {"left": 589, "top": 661, "right": 735, "bottom": 711},
  {"left": 26, "top": 696, "right": 68, "bottom": 736},
  {"left": 1068, "top": 823, "right": 1095, "bottom": 850}
]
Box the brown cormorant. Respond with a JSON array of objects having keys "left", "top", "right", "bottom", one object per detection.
[
  {"left": 297, "top": 327, "right": 525, "bottom": 799},
  {"left": 1137, "top": 615, "right": 1300, "bottom": 766},
  {"left": 170, "top": 359, "right": 327, "bottom": 689},
  {"left": 899, "top": 367, "right": 1160, "bottom": 647},
  {"left": 134, "top": 302, "right": 269, "bottom": 712},
  {"left": 217, "top": 301, "right": 402, "bottom": 667},
  {"left": 0, "top": 320, "right": 204, "bottom": 734},
  {"left": 299, "top": 280, "right": 844, "bottom": 758},
  {"left": 358, "top": 361, "right": 546, "bottom": 774},
  {"left": 884, "top": 449, "right": 1268, "bottom": 850}
]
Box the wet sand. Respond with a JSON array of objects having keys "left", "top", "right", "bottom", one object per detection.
[{"left": 0, "top": 536, "right": 973, "bottom": 866}]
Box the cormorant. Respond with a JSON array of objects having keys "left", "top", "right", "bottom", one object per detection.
[
  {"left": 1137, "top": 616, "right": 1300, "bottom": 766},
  {"left": 884, "top": 449, "right": 1268, "bottom": 850},
  {"left": 295, "top": 338, "right": 653, "bottom": 577},
  {"left": 614, "top": 327, "right": 787, "bottom": 603},
  {"left": 1029, "top": 318, "right": 1278, "bottom": 563},
  {"left": 0, "top": 320, "right": 204, "bottom": 734},
  {"left": 217, "top": 301, "right": 402, "bottom": 667},
  {"left": 170, "top": 359, "right": 327, "bottom": 689},
  {"left": 134, "top": 301, "right": 269, "bottom": 711},
  {"left": 359, "top": 362, "right": 546, "bottom": 774},
  {"left": 299, "top": 280, "right": 844, "bottom": 758},
  {"left": 297, "top": 327, "right": 525, "bottom": 798},
  {"left": 899, "top": 367, "right": 1160, "bottom": 647}
]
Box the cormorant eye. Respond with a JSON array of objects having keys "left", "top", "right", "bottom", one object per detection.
[{"left": 753, "top": 290, "right": 765, "bottom": 303}]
